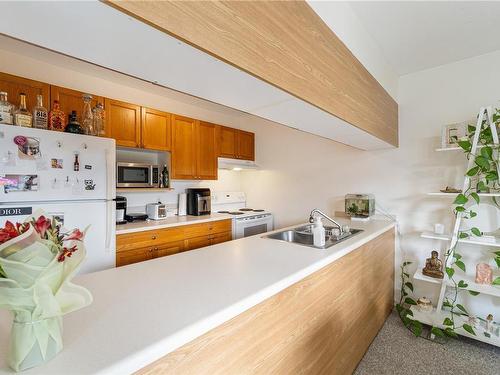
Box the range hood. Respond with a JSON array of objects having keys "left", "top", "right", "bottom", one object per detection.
[{"left": 218, "top": 158, "right": 259, "bottom": 170}]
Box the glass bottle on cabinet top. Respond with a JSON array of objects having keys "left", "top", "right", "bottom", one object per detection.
[
  {"left": 0, "top": 91, "right": 14, "bottom": 125},
  {"left": 13, "top": 93, "right": 32, "bottom": 127},
  {"left": 32, "top": 94, "right": 48, "bottom": 129},
  {"left": 65, "top": 110, "right": 84, "bottom": 134},
  {"left": 92, "top": 102, "right": 105, "bottom": 136},
  {"left": 48, "top": 100, "right": 66, "bottom": 131},
  {"left": 81, "top": 94, "right": 95, "bottom": 136}
]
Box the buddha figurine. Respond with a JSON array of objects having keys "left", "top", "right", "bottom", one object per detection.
[{"left": 422, "top": 250, "right": 444, "bottom": 279}]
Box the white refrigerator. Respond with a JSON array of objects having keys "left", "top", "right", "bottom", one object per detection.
[{"left": 0, "top": 124, "right": 116, "bottom": 274}]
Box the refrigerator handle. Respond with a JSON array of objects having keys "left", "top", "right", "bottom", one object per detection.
[
  {"left": 105, "top": 147, "right": 116, "bottom": 200},
  {"left": 105, "top": 200, "right": 115, "bottom": 252}
]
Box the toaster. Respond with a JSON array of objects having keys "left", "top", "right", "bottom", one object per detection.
[{"left": 146, "top": 202, "right": 167, "bottom": 220}]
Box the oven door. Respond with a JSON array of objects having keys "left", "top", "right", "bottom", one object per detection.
[
  {"left": 116, "top": 163, "right": 153, "bottom": 188},
  {"left": 233, "top": 214, "right": 274, "bottom": 239}
]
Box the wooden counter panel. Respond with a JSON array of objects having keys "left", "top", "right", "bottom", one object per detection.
[
  {"left": 106, "top": 1, "right": 398, "bottom": 146},
  {"left": 137, "top": 229, "right": 395, "bottom": 374}
]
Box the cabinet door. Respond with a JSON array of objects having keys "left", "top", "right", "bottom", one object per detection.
[
  {"left": 219, "top": 126, "right": 238, "bottom": 158},
  {"left": 50, "top": 85, "right": 103, "bottom": 124},
  {"left": 116, "top": 246, "right": 154, "bottom": 267},
  {"left": 237, "top": 130, "right": 255, "bottom": 161},
  {"left": 141, "top": 107, "right": 172, "bottom": 151},
  {"left": 171, "top": 115, "right": 198, "bottom": 179},
  {"left": 0, "top": 72, "right": 49, "bottom": 111},
  {"left": 155, "top": 240, "right": 185, "bottom": 258},
  {"left": 185, "top": 235, "right": 211, "bottom": 251},
  {"left": 210, "top": 231, "right": 232, "bottom": 245},
  {"left": 105, "top": 98, "right": 141, "bottom": 148},
  {"left": 197, "top": 121, "right": 218, "bottom": 180}
]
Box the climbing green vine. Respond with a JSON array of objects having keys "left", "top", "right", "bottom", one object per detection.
[{"left": 398, "top": 108, "right": 500, "bottom": 339}]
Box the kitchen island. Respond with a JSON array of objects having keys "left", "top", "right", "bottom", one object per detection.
[{"left": 0, "top": 218, "right": 395, "bottom": 375}]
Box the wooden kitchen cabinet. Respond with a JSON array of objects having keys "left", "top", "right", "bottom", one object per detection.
[
  {"left": 141, "top": 107, "right": 172, "bottom": 151},
  {"left": 237, "top": 130, "right": 255, "bottom": 161},
  {"left": 116, "top": 245, "right": 155, "bottom": 267},
  {"left": 197, "top": 121, "right": 218, "bottom": 180},
  {"left": 171, "top": 115, "right": 198, "bottom": 179},
  {"left": 218, "top": 126, "right": 255, "bottom": 161},
  {"left": 50, "top": 85, "right": 103, "bottom": 124},
  {"left": 171, "top": 116, "right": 218, "bottom": 180},
  {"left": 0, "top": 72, "right": 50, "bottom": 111},
  {"left": 105, "top": 98, "right": 141, "bottom": 148},
  {"left": 219, "top": 126, "right": 238, "bottom": 158},
  {"left": 116, "top": 219, "right": 232, "bottom": 267}
]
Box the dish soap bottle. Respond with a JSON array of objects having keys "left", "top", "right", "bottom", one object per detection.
[{"left": 312, "top": 216, "right": 326, "bottom": 247}]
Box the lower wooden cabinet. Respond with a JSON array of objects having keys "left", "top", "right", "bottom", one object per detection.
[{"left": 116, "top": 219, "right": 232, "bottom": 267}]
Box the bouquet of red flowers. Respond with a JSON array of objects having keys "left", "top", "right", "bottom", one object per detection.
[{"left": 0, "top": 212, "right": 92, "bottom": 371}]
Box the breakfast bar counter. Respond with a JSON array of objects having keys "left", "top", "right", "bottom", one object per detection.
[{"left": 0, "top": 218, "right": 395, "bottom": 374}]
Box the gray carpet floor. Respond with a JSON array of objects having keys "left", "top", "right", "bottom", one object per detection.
[{"left": 354, "top": 311, "right": 500, "bottom": 375}]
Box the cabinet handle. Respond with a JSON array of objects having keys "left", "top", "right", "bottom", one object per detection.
[
  {"left": 154, "top": 247, "right": 158, "bottom": 251},
  {"left": 152, "top": 235, "right": 157, "bottom": 240}
]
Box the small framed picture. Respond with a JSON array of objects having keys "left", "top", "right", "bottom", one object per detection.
[{"left": 441, "top": 122, "right": 467, "bottom": 148}]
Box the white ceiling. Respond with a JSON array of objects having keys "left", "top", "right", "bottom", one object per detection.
[{"left": 349, "top": 1, "right": 500, "bottom": 75}]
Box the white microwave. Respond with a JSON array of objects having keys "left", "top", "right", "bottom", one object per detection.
[{"left": 116, "top": 162, "right": 160, "bottom": 188}]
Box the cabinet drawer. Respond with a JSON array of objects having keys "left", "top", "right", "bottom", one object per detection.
[
  {"left": 116, "top": 226, "right": 184, "bottom": 252},
  {"left": 185, "top": 235, "right": 211, "bottom": 251},
  {"left": 156, "top": 240, "right": 185, "bottom": 258},
  {"left": 211, "top": 231, "right": 232, "bottom": 245},
  {"left": 116, "top": 245, "right": 155, "bottom": 267},
  {"left": 184, "top": 219, "right": 232, "bottom": 238}
]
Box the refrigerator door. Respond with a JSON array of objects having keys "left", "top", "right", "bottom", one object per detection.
[
  {"left": 0, "top": 200, "right": 116, "bottom": 274},
  {"left": 0, "top": 124, "right": 115, "bottom": 202}
]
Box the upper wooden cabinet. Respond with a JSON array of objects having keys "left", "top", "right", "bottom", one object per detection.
[
  {"left": 171, "top": 115, "right": 198, "bottom": 179},
  {"left": 0, "top": 72, "right": 49, "bottom": 110},
  {"left": 50, "top": 85, "right": 103, "bottom": 123},
  {"left": 197, "top": 121, "right": 218, "bottom": 180},
  {"left": 141, "top": 107, "right": 172, "bottom": 151},
  {"left": 218, "top": 126, "right": 255, "bottom": 161},
  {"left": 105, "top": 98, "right": 141, "bottom": 148},
  {"left": 237, "top": 130, "right": 255, "bottom": 161},
  {"left": 171, "top": 116, "right": 218, "bottom": 180},
  {"left": 219, "top": 126, "right": 238, "bottom": 158}
]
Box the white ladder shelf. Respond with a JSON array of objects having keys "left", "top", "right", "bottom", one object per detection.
[{"left": 414, "top": 107, "right": 500, "bottom": 347}]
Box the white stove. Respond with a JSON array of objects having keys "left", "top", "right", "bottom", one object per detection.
[{"left": 212, "top": 192, "right": 274, "bottom": 239}]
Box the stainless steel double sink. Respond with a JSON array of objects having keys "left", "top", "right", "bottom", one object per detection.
[{"left": 263, "top": 224, "right": 363, "bottom": 249}]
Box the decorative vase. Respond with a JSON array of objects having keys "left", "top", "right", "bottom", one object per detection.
[{"left": 8, "top": 316, "right": 63, "bottom": 372}]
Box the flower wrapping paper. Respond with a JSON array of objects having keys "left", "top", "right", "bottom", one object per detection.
[{"left": 0, "top": 213, "right": 92, "bottom": 372}]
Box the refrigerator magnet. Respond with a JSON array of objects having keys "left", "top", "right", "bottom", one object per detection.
[
  {"left": 84, "top": 179, "right": 96, "bottom": 191},
  {"left": 14, "top": 136, "right": 41, "bottom": 160}
]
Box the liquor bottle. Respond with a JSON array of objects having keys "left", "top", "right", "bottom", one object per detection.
[
  {"left": 92, "top": 102, "right": 105, "bottom": 136},
  {"left": 65, "top": 110, "right": 84, "bottom": 134},
  {"left": 32, "top": 94, "right": 48, "bottom": 129},
  {"left": 48, "top": 100, "right": 66, "bottom": 131},
  {"left": 0, "top": 91, "right": 14, "bottom": 125},
  {"left": 13, "top": 93, "right": 32, "bottom": 127},
  {"left": 82, "top": 94, "right": 95, "bottom": 135},
  {"left": 160, "top": 164, "right": 169, "bottom": 188}
]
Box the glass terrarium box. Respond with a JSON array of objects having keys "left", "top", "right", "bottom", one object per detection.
[{"left": 345, "top": 194, "right": 375, "bottom": 218}]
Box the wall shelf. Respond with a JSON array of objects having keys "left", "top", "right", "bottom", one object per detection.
[
  {"left": 420, "top": 231, "right": 500, "bottom": 248},
  {"left": 414, "top": 269, "right": 500, "bottom": 297},
  {"left": 427, "top": 192, "right": 500, "bottom": 197},
  {"left": 116, "top": 188, "right": 174, "bottom": 193},
  {"left": 435, "top": 144, "right": 487, "bottom": 152},
  {"left": 409, "top": 306, "right": 500, "bottom": 346}
]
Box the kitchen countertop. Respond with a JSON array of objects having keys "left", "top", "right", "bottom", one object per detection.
[
  {"left": 116, "top": 213, "right": 235, "bottom": 234},
  {"left": 0, "top": 217, "right": 395, "bottom": 375}
]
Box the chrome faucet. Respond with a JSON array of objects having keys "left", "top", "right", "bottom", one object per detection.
[{"left": 309, "top": 209, "right": 345, "bottom": 234}]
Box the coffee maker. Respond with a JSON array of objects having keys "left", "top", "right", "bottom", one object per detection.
[
  {"left": 186, "top": 188, "right": 211, "bottom": 216},
  {"left": 115, "top": 196, "right": 127, "bottom": 224}
]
